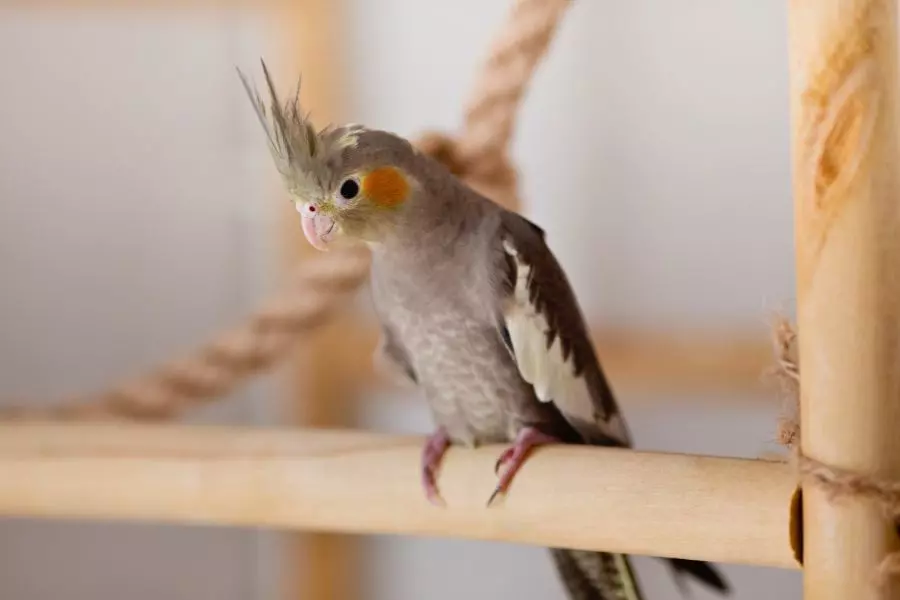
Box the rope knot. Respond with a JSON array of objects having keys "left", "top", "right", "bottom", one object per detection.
[
  {"left": 417, "top": 131, "right": 516, "bottom": 183},
  {"left": 769, "top": 316, "right": 900, "bottom": 594},
  {"left": 416, "top": 131, "right": 466, "bottom": 176},
  {"left": 416, "top": 130, "right": 519, "bottom": 209}
]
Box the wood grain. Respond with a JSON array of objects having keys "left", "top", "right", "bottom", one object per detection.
[
  {"left": 787, "top": 1, "right": 900, "bottom": 598},
  {"left": 0, "top": 422, "right": 800, "bottom": 570}
]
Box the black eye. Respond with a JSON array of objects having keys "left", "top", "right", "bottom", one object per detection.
[{"left": 339, "top": 178, "right": 360, "bottom": 200}]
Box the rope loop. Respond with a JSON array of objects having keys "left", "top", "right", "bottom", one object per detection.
[{"left": 416, "top": 130, "right": 518, "bottom": 198}]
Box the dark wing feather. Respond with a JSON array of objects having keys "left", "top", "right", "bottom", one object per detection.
[
  {"left": 668, "top": 558, "right": 731, "bottom": 594},
  {"left": 495, "top": 210, "right": 732, "bottom": 597},
  {"left": 550, "top": 549, "right": 645, "bottom": 600},
  {"left": 495, "top": 210, "right": 630, "bottom": 447},
  {"left": 374, "top": 323, "right": 417, "bottom": 387}
]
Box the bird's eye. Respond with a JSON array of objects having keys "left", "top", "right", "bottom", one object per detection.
[
  {"left": 296, "top": 201, "right": 318, "bottom": 218},
  {"left": 338, "top": 177, "right": 360, "bottom": 201}
]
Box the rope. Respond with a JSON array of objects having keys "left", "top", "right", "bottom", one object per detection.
[
  {"left": 459, "top": 0, "right": 571, "bottom": 178},
  {"left": 0, "top": 0, "right": 572, "bottom": 422},
  {"left": 419, "top": 0, "right": 571, "bottom": 209},
  {"left": 770, "top": 317, "right": 900, "bottom": 591}
]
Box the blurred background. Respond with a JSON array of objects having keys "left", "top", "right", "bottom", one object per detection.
[{"left": 0, "top": 0, "right": 799, "bottom": 599}]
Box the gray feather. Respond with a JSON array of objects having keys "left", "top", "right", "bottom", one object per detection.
[{"left": 235, "top": 59, "right": 365, "bottom": 202}]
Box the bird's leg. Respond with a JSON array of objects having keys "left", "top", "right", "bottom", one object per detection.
[
  {"left": 421, "top": 426, "right": 450, "bottom": 506},
  {"left": 488, "top": 426, "right": 560, "bottom": 506}
]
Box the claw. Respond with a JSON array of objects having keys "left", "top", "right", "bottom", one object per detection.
[
  {"left": 493, "top": 446, "right": 515, "bottom": 474},
  {"left": 487, "top": 427, "right": 559, "bottom": 507},
  {"left": 421, "top": 427, "right": 450, "bottom": 506},
  {"left": 422, "top": 473, "right": 446, "bottom": 507}
]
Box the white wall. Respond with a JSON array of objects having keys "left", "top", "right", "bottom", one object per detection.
[
  {"left": 0, "top": 9, "right": 284, "bottom": 600},
  {"left": 0, "top": 2, "right": 800, "bottom": 599},
  {"left": 345, "top": 0, "right": 796, "bottom": 329}
]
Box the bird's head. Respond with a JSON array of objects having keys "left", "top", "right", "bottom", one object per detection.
[{"left": 238, "top": 61, "right": 421, "bottom": 251}]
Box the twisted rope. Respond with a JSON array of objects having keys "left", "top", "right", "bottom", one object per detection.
[
  {"left": 459, "top": 0, "right": 570, "bottom": 177},
  {"left": 419, "top": 0, "right": 571, "bottom": 208},
  {"left": 0, "top": 0, "right": 572, "bottom": 422}
]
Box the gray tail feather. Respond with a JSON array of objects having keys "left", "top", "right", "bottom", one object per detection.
[
  {"left": 549, "top": 550, "right": 732, "bottom": 600},
  {"left": 549, "top": 549, "right": 645, "bottom": 600},
  {"left": 666, "top": 558, "right": 731, "bottom": 595}
]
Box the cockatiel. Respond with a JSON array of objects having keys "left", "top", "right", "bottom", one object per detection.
[{"left": 238, "top": 61, "right": 731, "bottom": 600}]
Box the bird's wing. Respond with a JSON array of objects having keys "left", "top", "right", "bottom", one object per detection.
[
  {"left": 373, "top": 322, "right": 418, "bottom": 388},
  {"left": 494, "top": 210, "right": 631, "bottom": 447},
  {"left": 493, "top": 213, "right": 732, "bottom": 598}
]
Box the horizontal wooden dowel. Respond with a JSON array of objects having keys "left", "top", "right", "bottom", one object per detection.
[{"left": 0, "top": 423, "right": 799, "bottom": 569}]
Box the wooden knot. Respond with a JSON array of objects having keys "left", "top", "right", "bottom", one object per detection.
[{"left": 793, "top": 1, "right": 882, "bottom": 295}]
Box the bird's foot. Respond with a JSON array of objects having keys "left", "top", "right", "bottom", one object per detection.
[
  {"left": 421, "top": 427, "right": 450, "bottom": 506},
  {"left": 488, "top": 427, "right": 559, "bottom": 506}
]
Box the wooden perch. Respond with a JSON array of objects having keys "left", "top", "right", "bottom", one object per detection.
[{"left": 0, "top": 423, "right": 798, "bottom": 569}]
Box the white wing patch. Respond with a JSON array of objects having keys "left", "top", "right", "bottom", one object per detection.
[{"left": 501, "top": 239, "right": 601, "bottom": 441}]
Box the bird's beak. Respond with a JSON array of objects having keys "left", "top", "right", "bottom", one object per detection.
[{"left": 301, "top": 213, "right": 337, "bottom": 251}]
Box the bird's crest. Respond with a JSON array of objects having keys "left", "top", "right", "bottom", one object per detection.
[{"left": 237, "top": 59, "right": 364, "bottom": 200}]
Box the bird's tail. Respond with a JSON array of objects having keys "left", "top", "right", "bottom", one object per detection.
[
  {"left": 549, "top": 550, "right": 731, "bottom": 600},
  {"left": 549, "top": 549, "right": 644, "bottom": 600},
  {"left": 666, "top": 558, "right": 731, "bottom": 595}
]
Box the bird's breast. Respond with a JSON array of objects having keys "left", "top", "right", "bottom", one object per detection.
[
  {"left": 392, "top": 306, "right": 527, "bottom": 445},
  {"left": 370, "top": 247, "right": 534, "bottom": 445}
]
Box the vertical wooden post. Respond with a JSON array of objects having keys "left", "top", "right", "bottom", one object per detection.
[
  {"left": 788, "top": 0, "right": 900, "bottom": 598},
  {"left": 262, "top": 2, "right": 361, "bottom": 600}
]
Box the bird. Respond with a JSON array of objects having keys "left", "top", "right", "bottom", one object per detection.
[{"left": 237, "top": 59, "right": 731, "bottom": 600}]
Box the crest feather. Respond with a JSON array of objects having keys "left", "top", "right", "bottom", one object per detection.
[{"left": 236, "top": 58, "right": 364, "bottom": 199}]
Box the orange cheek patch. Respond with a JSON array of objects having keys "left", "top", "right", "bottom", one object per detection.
[{"left": 362, "top": 167, "right": 409, "bottom": 208}]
